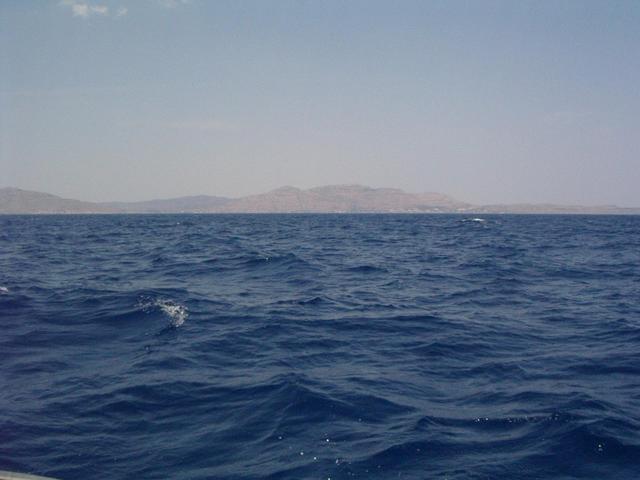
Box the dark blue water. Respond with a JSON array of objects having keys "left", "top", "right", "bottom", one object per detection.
[{"left": 1, "top": 214, "right": 639, "bottom": 480}]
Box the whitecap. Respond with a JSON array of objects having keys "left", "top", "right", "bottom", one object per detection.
[
  {"left": 158, "top": 301, "right": 188, "bottom": 327},
  {"left": 138, "top": 297, "right": 188, "bottom": 327},
  {"left": 0, "top": 286, "right": 8, "bottom": 294}
]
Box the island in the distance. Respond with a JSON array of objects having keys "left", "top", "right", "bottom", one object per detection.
[{"left": 0, "top": 185, "right": 638, "bottom": 214}]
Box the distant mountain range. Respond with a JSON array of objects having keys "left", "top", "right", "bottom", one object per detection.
[{"left": 1, "top": 185, "right": 638, "bottom": 214}]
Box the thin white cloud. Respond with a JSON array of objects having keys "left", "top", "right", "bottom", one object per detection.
[
  {"left": 60, "top": 1, "right": 188, "bottom": 19},
  {"left": 60, "top": 1, "right": 109, "bottom": 18},
  {"left": 71, "top": 3, "right": 89, "bottom": 17},
  {"left": 91, "top": 5, "right": 108, "bottom": 15}
]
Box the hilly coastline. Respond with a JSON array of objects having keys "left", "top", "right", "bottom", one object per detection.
[{"left": 0, "top": 185, "right": 638, "bottom": 214}]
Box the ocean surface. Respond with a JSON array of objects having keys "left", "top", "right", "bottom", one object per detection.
[{"left": 1, "top": 214, "right": 639, "bottom": 480}]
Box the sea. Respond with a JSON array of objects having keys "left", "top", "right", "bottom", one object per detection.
[{"left": 1, "top": 214, "right": 639, "bottom": 480}]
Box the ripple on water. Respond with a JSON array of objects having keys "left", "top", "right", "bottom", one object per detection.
[{"left": 1, "top": 214, "right": 639, "bottom": 480}]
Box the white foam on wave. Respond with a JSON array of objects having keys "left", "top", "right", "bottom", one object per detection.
[
  {"left": 138, "top": 297, "right": 188, "bottom": 327},
  {"left": 159, "top": 301, "right": 188, "bottom": 327},
  {"left": 462, "top": 217, "right": 486, "bottom": 223},
  {"left": 0, "top": 286, "right": 8, "bottom": 294}
]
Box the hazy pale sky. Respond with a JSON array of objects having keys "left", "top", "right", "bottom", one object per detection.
[{"left": 1, "top": 0, "right": 639, "bottom": 205}]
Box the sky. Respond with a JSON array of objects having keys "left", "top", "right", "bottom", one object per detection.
[{"left": 1, "top": 0, "right": 639, "bottom": 205}]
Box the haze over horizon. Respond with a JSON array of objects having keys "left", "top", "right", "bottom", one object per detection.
[{"left": 1, "top": 1, "right": 639, "bottom": 206}]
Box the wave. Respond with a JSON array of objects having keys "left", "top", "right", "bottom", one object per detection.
[
  {"left": 345, "top": 265, "right": 388, "bottom": 274},
  {"left": 2, "top": 214, "right": 640, "bottom": 479}
]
